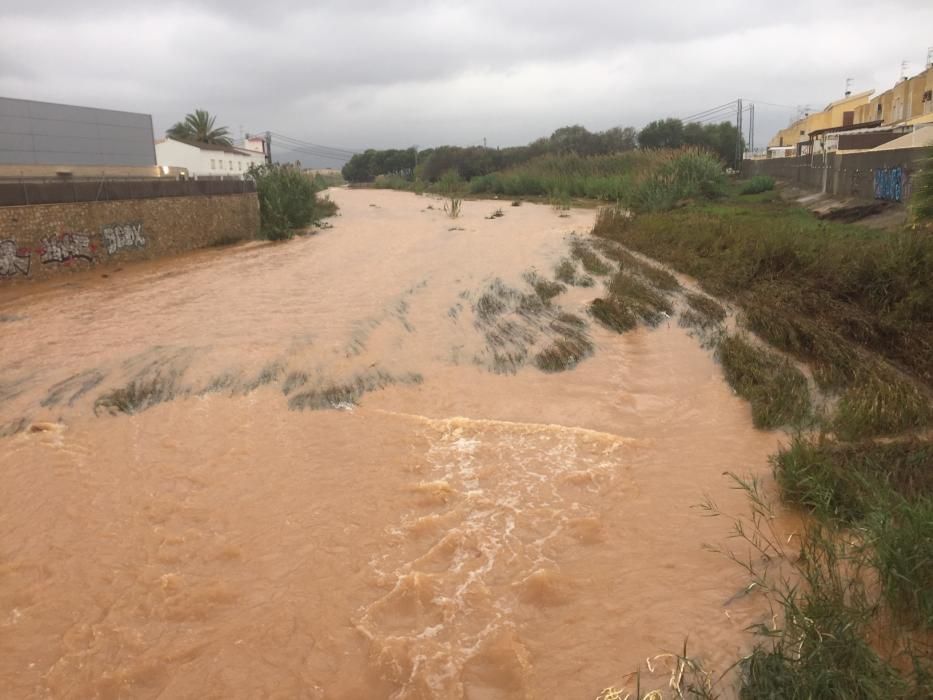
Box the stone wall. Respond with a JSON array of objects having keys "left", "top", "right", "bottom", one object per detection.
[
  {"left": 0, "top": 193, "right": 259, "bottom": 283},
  {"left": 741, "top": 147, "right": 928, "bottom": 202}
]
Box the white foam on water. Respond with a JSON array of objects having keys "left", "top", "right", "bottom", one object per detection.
[{"left": 356, "top": 413, "right": 635, "bottom": 698}]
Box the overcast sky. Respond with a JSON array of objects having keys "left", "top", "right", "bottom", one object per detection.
[{"left": 2, "top": 1, "right": 932, "bottom": 166}]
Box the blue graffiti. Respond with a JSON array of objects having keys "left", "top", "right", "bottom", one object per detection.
[{"left": 874, "top": 166, "right": 906, "bottom": 202}]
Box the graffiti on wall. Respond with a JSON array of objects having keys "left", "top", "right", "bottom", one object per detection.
[
  {"left": 39, "top": 232, "right": 95, "bottom": 265},
  {"left": 102, "top": 222, "right": 145, "bottom": 255},
  {"left": 0, "top": 239, "right": 31, "bottom": 277},
  {"left": 1, "top": 221, "right": 149, "bottom": 281},
  {"left": 874, "top": 166, "right": 908, "bottom": 202}
]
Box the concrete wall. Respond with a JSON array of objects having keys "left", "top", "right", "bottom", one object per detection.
[
  {"left": 0, "top": 97, "right": 156, "bottom": 167},
  {"left": 0, "top": 193, "right": 259, "bottom": 283},
  {"left": 742, "top": 147, "right": 928, "bottom": 202}
]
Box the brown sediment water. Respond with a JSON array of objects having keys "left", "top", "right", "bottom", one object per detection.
[{"left": 0, "top": 189, "right": 784, "bottom": 699}]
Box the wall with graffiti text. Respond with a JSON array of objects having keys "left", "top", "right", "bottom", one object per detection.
[{"left": 0, "top": 193, "right": 258, "bottom": 283}]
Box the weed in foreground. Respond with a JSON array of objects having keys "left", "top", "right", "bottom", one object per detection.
[
  {"left": 774, "top": 436, "right": 933, "bottom": 525},
  {"left": 702, "top": 475, "right": 930, "bottom": 699},
  {"left": 715, "top": 334, "right": 811, "bottom": 429},
  {"left": 869, "top": 496, "right": 933, "bottom": 629}
]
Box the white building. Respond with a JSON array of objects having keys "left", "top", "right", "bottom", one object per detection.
[{"left": 155, "top": 137, "right": 266, "bottom": 178}]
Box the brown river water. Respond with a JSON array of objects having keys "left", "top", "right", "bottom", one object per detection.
[{"left": 0, "top": 189, "right": 784, "bottom": 699}]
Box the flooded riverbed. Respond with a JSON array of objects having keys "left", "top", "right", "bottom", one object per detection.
[{"left": 1, "top": 190, "right": 782, "bottom": 698}]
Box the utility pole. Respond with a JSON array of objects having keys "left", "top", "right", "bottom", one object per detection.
[
  {"left": 735, "top": 98, "right": 744, "bottom": 169},
  {"left": 265, "top": 130, "right": 272, "bottom": 165},
  {"left": 748, "top": 102, "right": 755, "bottom": 155}
]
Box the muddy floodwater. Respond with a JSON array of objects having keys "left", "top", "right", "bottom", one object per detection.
[{"left": 1, "top": 190, "right": 783, "bottom": 699}]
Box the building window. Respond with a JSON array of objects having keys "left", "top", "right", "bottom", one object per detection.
[{"left": 211, "top": 159, "right": 215, "bottom": 169}]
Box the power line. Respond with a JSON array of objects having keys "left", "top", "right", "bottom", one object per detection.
[
  {"left": 267, "top": 131, "right": 360, "bottom": 157},
  {"left": 680, "top": 100, "right": 738, "bottom": 123},
  {"left": 272, "top": 145, "right": 350, "bottom": 163}
]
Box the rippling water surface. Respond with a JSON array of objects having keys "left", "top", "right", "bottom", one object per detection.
[{"left": 0, "top": 189, "right": 782, "bottom": 698}]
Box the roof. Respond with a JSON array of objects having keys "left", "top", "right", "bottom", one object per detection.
[
  {"left": 822, "top": 89, "right": 874, "bottom": 111},
  {"left": 161, "top": 137, "right": 258, "bottom": 157}
]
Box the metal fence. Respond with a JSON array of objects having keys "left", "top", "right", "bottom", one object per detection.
[{"left": 0, "top": 178, "right": 256, "bottom": 207}]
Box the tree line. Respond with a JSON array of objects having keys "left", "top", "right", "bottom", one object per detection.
[{"left": 342, "top": 120, "right": 743, "bottom": 184}]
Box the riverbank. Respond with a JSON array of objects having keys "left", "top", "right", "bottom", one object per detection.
[{"left": 592, "top": 182, "right": 932, "bottom": 697}]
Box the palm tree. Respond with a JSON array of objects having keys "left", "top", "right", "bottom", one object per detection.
[{"left": 166, "top": 109, "right": 232, "bottom": 146}]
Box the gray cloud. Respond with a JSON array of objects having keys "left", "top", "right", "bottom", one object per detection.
[{"left": 2, "top": 1, "right": 932, "bottom": 165}]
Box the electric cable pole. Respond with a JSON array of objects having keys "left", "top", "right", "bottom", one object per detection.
[{"left": 735, "top": 98, "right": 744, "bottom": 169}]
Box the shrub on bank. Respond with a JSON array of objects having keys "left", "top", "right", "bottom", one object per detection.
[
  {"left": 249, "top": 164, "right": 329, "bottom": 240},
  {"left": 740, "top": 175, "right": 776, "bottom": 195}
]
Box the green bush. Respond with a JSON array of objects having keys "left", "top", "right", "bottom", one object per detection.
[
  {"left": 249, "top": 164, "right": 320, "bottom": 240},
  {"left": 740, "top": 175, "right": 776, "bottom": 195}
]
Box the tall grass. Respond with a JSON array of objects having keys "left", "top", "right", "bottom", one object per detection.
[
  {"left": 598, "top": 186, "right": 933, "bottom": 696},
  {"left": 715, "top": 334, "right": 811, "bottom": 429},
  {"left": 911, "top": 147, "right": 933, "bottom": 221},
  {"left": 592, "top": 198, "right": 933, "bottom": 386},
  {"left": 468, "top": 148, "right": 726, "bottom": 211},
  {"left": 703, "top": 475, "right": 932, "bottom": 699}
]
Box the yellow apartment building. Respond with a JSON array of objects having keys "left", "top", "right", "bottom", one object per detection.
[
  {"left": 853, "top": 65, "right": 933, "bottom": 125},
  {"left": 768, "top": 90, "right": 873, "bottom": 154}
]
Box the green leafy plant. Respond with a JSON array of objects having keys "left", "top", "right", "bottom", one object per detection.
[{"left": 249, "top": 164, "right": 323, "bottom": 240}]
